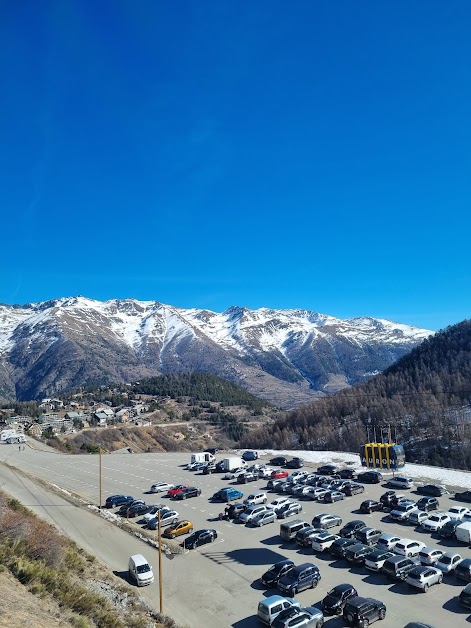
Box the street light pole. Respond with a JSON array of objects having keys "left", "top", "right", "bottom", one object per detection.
[
  {"left": 158, "top": 509, "right": 163, "bottom": 613},
  {"left": 99, "top": 447, "right": 102, "bottom": 510}
]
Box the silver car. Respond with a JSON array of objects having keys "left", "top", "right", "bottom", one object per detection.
[
  {"left": 418, "top": 547, "right": 444, "bottom": 566},
  {"left": 252, "top": 510, "right": 277, "bottom": 527},
  {"left": 407, "top": 509, "right": 429, "bottom": 526},
  {"left": 405, "top": 566, "right": 443, "bottom": 591},
  {"left": 435, "top": 552, "right": 463, "bottom": 574}
]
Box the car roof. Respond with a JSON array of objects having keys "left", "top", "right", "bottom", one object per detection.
[{"left": 331, "top": 583, "right": 356, "bottom": 592}]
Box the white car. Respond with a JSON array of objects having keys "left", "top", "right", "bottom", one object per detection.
[
  {"left": 311, "top": 532, "right": 339, "bottom": 552},
  {"left": 393, "top": 539, "right": 426, "bottom": 558},
  {"left": 147, "top": 509, "right": 179, "bottom": 529},
  {"left": 435, "top": 552, "right": 463, "bottom": 573},
  {"left": 386, "top": 476, "right": 414, "bottom": 489},
  {"left": 288, "top": 471, "right": 309, "bottom": 481},
  {"left": 418, "top": 547, "right": 444, "bottom": 565},
  {"left": 267, "top": 497, "right": 291, "bottom": 511},
  {"left": 223, "top": 468, "right": 246, "bottom": 480},
  {"left": 142, "top": 505, "right": 171, "bottom": 523},
  {"left": 294, "top": 485, "right": 314, "bottom": 497},
  {"left": 244, "top": 492, "right": 268, "bottom": 506},
  {"left": 422, "top": 512, "right": 451, "bottom": 532},
  {"left": 407, "top": 509, "right": 429, "bottom": 526},
  {"left": 258, "top": 467, "right": 275, "bottom": 479},
  {"left": 446, "top": 506, "right": 470, "bottom": 521},
  {"left": 304, "top": 487, "right": 328, "bottom": 501},
  {"left": 150, "top": 482, "right": 174, "bottom": 493}
]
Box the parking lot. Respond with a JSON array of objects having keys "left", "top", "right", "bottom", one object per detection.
[{"left": 9, "top": 447, "right": 471, "bottom": 626}]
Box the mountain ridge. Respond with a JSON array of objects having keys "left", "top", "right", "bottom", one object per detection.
[{"left": 0, "top": 296, "right": 432, "bottom": 406}]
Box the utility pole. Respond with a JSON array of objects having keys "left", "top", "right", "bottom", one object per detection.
[
  {"left": 99, "top": 447, "right": 102, "bottom": 510},
  {"left": 158, "top": 509, "right": 163, "bottom": 613}
]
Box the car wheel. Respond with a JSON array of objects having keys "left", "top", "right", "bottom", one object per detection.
[
  {"left": 379, "top": 608, "right": 386, "bottom": 620},
  {"left": 424, "top": 583, "right": 429, "bottom": 591},
  {"left": 346, "top": 613, "right": 355, "bottom": 623},
  {"left": 438, "top": 576, "right": 443, "bottom": 584},
  {"left": 170, "top": 534, "right": 175, "bottom": 539},
  {"left": 315, "top": 620, "right": 323, "bottom": 628},
  {"left": 211, "top": 536, "right": 215, "bottom": 543},
  {"left": 363, "top": 619, "right": 369, "bottom": 627}
]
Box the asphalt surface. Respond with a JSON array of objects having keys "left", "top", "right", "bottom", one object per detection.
[{"left": 1, "top": 443, "right": 471, "bottom": 627}]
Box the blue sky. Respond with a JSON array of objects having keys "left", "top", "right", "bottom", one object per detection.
[{"left": 1, "top": 1, "right": 470, "bottom": 331}]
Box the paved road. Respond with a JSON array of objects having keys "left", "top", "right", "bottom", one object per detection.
[{"left": 1, "top": 444, "right": 471, "bottom": 627}]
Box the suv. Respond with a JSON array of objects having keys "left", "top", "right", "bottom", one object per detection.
[
  {"left": 277, "top": 563, "right": 321, "bottom": 596},
  {"left": 360, "top": 500, "right": 383, "bottom": 514},
  {"left": 286, "top": 457, "right": 304, "bottom": 469},
  {"left": 416, "top": 497, "right": 439, "bottom": 512},
  {"left": 244, "top": 492, "right": 268, "bottom": 506},
  {"left": 386, "top": 476, "right": 413, "bottom": 489},
  {"left": 343, "top": 597, "right": 386, "bottom": 625},
  {"left": 261, "top": 560, "right": 295, "bottom": 587},
  {"left": 237, "top": 472, "right": 258, "bottom": 484},
  {"left": 382, "top": 555, "right": 420, "bottom": 580},
  {"left": 212, "top": 488, "right": 243, "bottom": 502},
  {"left": 312, "top": 513, "right": 342, "bottom": 529},
  {"left": 390, "top": 502, "right": 416, "bottom": 521},
  {"left": 322, "top": 583, "right": 358, "bottom": 616},
  {"left": 339, "top": 520, "right": 367, "bottom": 539},
  {"left": 242, "top": 450, "right": 258, "bottom": 461}
]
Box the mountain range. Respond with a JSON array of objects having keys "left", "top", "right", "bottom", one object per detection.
[{"left": 0, "top": 296, "right": 432, "bottom": 407}]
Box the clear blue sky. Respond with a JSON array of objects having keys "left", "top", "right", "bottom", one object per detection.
[{"left": 1, "top": 1, "right": 470, "bottom": 331}]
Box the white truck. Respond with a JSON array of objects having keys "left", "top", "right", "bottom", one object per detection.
[
  {"left": 1, "top": 430, "right": 19, "bottom": 443},
  {"left": 7, "top": 434, "right": 26, "bottom": 444},
  {"left": 190, "top": 452, "right": 216, "bottom": 464},
  {"left": 456, "top": 521, "right": 471, "bottom": 544},
  {"left": 221, "top": 456, "right": 246, "bottom": 472}
]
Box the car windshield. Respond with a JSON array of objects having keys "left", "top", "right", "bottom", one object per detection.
[
  {"left": 441, "top": 556, "right": 453, "bottom": 564},
  {"left": 136, "top": 564, "right": 150, "bottom": 574}
]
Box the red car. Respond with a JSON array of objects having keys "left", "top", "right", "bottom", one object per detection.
[
  {"left": 167, "top": 484, "right": 189, "bottom": 498},
  {"left": 270, "top": 470, "right": 289, "bottom": 479}
]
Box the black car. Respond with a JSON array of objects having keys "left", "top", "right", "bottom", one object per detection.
[
  {"left": 357, "top": 470, "right": 383, "bottom": 483},
  {"left": 296, "top": 526, "right": 322, "bottom": 547},
  {"left": 339, "top": 468, "right": 357, "bottom": 480},
  {"left": 117, "top": 499, "right": 145, "bottom": 516},
  {"left": 439, "top": 519, "right": 460, "bottom": 539},
  {"left": 175, "top": 486, "right": 201, "bottom": 499},
  {"left": 322, "top": 583, "right": 358, "bottom": 616},
  {"left": 416, "top": 484, "right": 447, "bottom": 497},
  {"left": 260, "top": 559, "right": 295, "bottom": 587},
  {"left": 270, "top": 456, "right": 288, "bottom": 467},
  {"left": 237, "top": 472, "right": 258, "bottom": 484},
  {"left": 455, "top": 490, "right": 471, "bottom": 503},
  {"left": 345, "top": 543, "right": 375, "bottom": 566},
  {"left": 360, "top": 500, "right": 384, "bottom": 514},
  {"left": 277, "top": 562, "right": 321, "bottom": 596},
  {"left": 330, "top": 537, "right": 358, "bottom": 559},
  {"left": 416, "top": 496, "right": 439, "bottom": 512},
  {"left": 379, "top": 490, "right": 397, "bottom": 508},
  {"left": 202, "top": 463, "right": 216, "bottom": 474},
  {"left": 342, "top": 483, "right": 365, "bottom": 496},
  {"left": 277, "top": 502, "right": 302, "bottom": 519},
  {"left": 317, "top": 464, "right": 338, "bottom": 475},
  {"left": 184, "top": 528, "right": 217, "bottom": 549},
  {"left": 339, "top": 520, "right": 367, "bottom": 539},
  {"left": 125, "top": 503, "right": 152, "bottom": 518},
  {"left": 286, "top": 457, "right": 304, "bottom": 469},
  {"left": 104, "top": 494, "right": 134, "bottom": 508},
  {"left": 343, "top": 596, "right": 386, "bottom": 626}
]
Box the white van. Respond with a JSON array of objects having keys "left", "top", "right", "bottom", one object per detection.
[
  {"left": 456, "top": 522, "right": 471, "bottom": 545},
  {"left": 1, "top": 430, "right": 17, "bottom": 442},
  {"left": 128, "top": 554, "right": 154, "bottom": 586}
]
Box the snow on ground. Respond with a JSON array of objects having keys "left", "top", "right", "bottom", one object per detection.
[{"left": 235, "top": 449, "right": 471, "bottom": 490}]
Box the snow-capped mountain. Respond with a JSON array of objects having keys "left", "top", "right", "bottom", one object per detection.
[{"left": 0, "top": 297, "right": 432, "bottom": 408}]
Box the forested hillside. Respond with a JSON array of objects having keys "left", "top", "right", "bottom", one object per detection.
[{"left": 240, "top": 320, "right": 471, "bottom": 470}]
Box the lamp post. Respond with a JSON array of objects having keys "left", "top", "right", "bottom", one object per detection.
[
  {"left": 99, "top": 447, "right": 102, "bottom": 510},
  {"left": 158, "top": 509, "right": 163, "bottom": 613}
]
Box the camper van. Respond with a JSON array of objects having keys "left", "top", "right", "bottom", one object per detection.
[{"left": 1, "top": 430, "right": 18, "bottom": 443}]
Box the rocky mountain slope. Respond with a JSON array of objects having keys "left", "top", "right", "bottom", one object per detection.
[{"left": 0, "top": 296, "right": 432, "bottom": 407}]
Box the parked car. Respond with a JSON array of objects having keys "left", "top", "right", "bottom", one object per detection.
[
  {"left": 162, "top": 520, "right": 193, "bottom": 538},
  {"left": 379, "top": 490, "right": 397, "bottom": 508},
  {"left": 455, "top": 558, "right": 471, "bottom": 582},
  {"left": 167, "top": 484, "right": 189, "bottom": 498},
  {"left": 311, "top": 532, "right": 339, "bottom": 552},
  {"left": 238, "top": 504, "right": 269, "bottom": 523},
  {"left": 277, "top": 502, "right": 303, "bottom": 519},
  {"left": 418, "top": 547, "right": 444, "bottom": 566},
  {"left": 459, "top": 582, "right": 471, "bottom": 608},
  {"left": 364, "top": 549, "right": 395, "bottom": 571},
  {"left": 455, "top": 490, "right": 471, "bottom": 503},
  {"left": 142, "top": 505, "right": 171, "bottom": 523},
  {"left": 186, "top": 461, "right": 205, "bottom": 471},
  {"left": 252, "top": 510, "right": 277, "bottom": 527},
  {"left": 125, "top": 503, "right": 154, "bottom": 518},
  {"left": 339, "top": 520, "right": 367, "bottom": 539},
  {"left": 317, "top": 464, "right": 338, "bottom": 475},
  {"left": 261, "top": 559, "right": 295, "bottom": 588},
  {"left": 329, "top": 537, "right": 358, "bottom": 558},
  {"left": 343, "top": 596, "right": 386, "bottom": 625},
  {"left": 435, "top": 552, "right": 463, "bottom": 573},
  {"left": 394, "top": 539, "right": 426, "bottom": 558},
  {"left": 182, "top": 528, "right": 216, "bottom": 549},
  {"left": 212, "top": 487, "right": 244, "bottom": 502},
  {"left": 147, "top": 509, "right": 179, "bottom": 529},
  {"left": 345, "top": 543, "right": 376, "bottom": 566},
  {"left": 406, "top": 566, "right": 443, "bottom": 591},
  {"left": 286, "top": 457, "right": 304, "bottom": 469},
  {"left": 339, "top": 468, "right": 358, "bottom": 480},
  {"left": 357, "top": 470, "right": 383, "bottom": 483},
  {"left": 312, "top": 513, "right": 342, "bottom": 529},
  {"left": 267, "top": 479, "right": 285, "bottom": 491},
  {"left": 268, "top": 497, "right": 291, "bottom": 511},
  {"left": 390, "top": 503, "right": 417, "bottom": 521},
  {"left": 382, "top": 555, "right": 420, "bottom": 580},
  {"left": 322, "top": 583, "right": 358, "bottom": 616},
  {"left": 355, "top": 527, "right": 383, "bottom": 546},
  {"left": 416, "top": 484, "right": 448, "bottom": 497},
  {"left": 296, "top": 526, "right": 323, "bottom": 548},
  {"left": 271, "top": 470, "right": 289, "bottom": 480},
  {"left": 223, "top": 468, "right": 247, "bottom": 480},
  {"left": 305, "top": 487, "right": 328, "bottom": 501},
  {"left": 257, "top": 595, "right": 301, "bottom": 625},
  {"left": 271, "top": 605, "right": 324, "bottom": 628},
  {"left": 360, "top": 499, "right": 384, "bottom": 514},
  {"left": 376, "top": 533, "right": 401, "bottom": 552},
  {"left": 244, "top": 492, "right": 268, "bottom": 506},
  {"left": 237, "top": 472, "right": 258, "bottom": 484},
  {"left": 415, "top": 497, "right": 440, "bottom": 512},
  {"left": 117, "top": 500, "right": 145, "bottom": 516},
  {"left": 323, "top": 490, "right": 345, "bottom": 503},
  {"left": 105, "top": 494, "right": 134, "bottom": 508},
  {"left": 386, "top": 476, "right": 414, "bottom": 489},
  {"left": 421, "top": 512, "right": 451, "bottom": 532},
  {"left": 407, "top": 509, "right": 429, "bottom": 526},
  {"left": 439, "top": 519, "right": 460, "bottom": 539},
  {"left": 447, "top": 506, "right": 470, "bottom": 520},
  {"left": 227, "top": 502, "right": 247, "bottom": 519},
  {"left": 277, "top": 562, "right": 321, "bottom": 596},
  {"left": 342, "top": 483, "right": 365, "bottom": 496},
  {"left": 242, "top": 450, "right": 258, "bottom": 461},
  {"left": 270, "top": 456, "right": 288, "bottom": 467},
  {"left": 175, "top": 486, "right": 201, "bottom": 500},
  {"left": 150, "top": 482, "right": 174, "bottom": 493}
]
